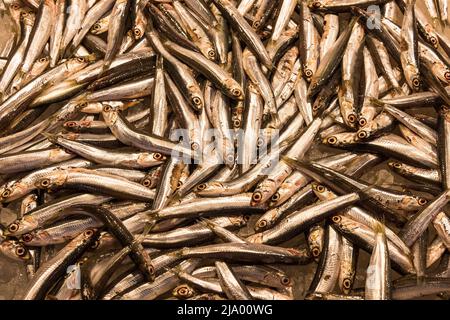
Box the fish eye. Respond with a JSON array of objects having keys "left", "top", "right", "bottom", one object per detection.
[
  {"left": 192, "top": 96, "right": 202, "bottom": 106},
  {"left": 393, "top": 162, "right": 402, "bottom": 169},
  {"left": 348, "top": 114, "right": 357, "bottom": 123},
  {"left": 231, "top": 88, "right": 242, "bottom": 97},
  {"left": 332, "top": 215, "right": 341, "bottom": 223},
  {"left": 76, "top": 57, "right": 85, "bottom": 63},
  {"left": 12, "top": 4, "right": 20, "bottom": 10},
  {"left": 207, "top": 49, "right": 215, "bottom": 59},
  {"left": 65, "top": 121, "right": 76, "bottom": 128},
  {"left": 178, "top": 287, "right": 188, "bottom": 295},
  {"left": 15, "top": 246, "right": 26, "bottom": 257},
  {"left": 252, "top": 191, "right": 262, "bottom": 202},
  {"left": 313, "top": 104, "right": 319, "bottom": 111},
  {"left": 142, "top": 179, "right": 151, "bottom": 187},
  {"left": 8, "top": 223, "right": 19, "bottom": 233},
  {"left": 176, "top": 285, "right": 190, "bottom": 297},
  {"left": 343, "top": 279, "right": 352, "bottom": 289},
  {"left": 22, "top": 234, "right": 33, "bottom": 242},
  {"left": 326, "top": 136, "right": 337, "bottom": 145},
  {"left": 311, "top": 247, "right": 321, "bottom": 257},
  {"left": 359, "top": 118, "right": 367, "bottom": 127},
  {"left": 256, "top": 219, "right": 267, "bottom": 229},
  {"left": 412, "top": 77, "right": 421, "bottom": 88},
  {"left": 176, "top": 181, "right": 182, "bottom": 189},
  {"left": 196, "top": 183, "right": 207, "bottom": 191},
  {"left": 256, "top": 137, "right": 265, "bottom": 147},
  {"left": 39, "top": 57, "right": 48, "bottom": 63},
  {"left": 271, "top": 193, "right": 280, "bottom": 202},
  {"left": 103, "top": 105, "right": 112, "bottom": 112},
  {"left": 280, "top": 276, "right": 291, "bottom": 285},
  {"left": 91, "top": 240, "right": 100, "bottom": 249},
  {"left": 93, "top": 23, "right": 101, "bottom": 30},
  {"left": 191, "top": 142, "right": 199, "bottom": 151},
  {"left": 1, "top": 189, "right": 11, "bottom": 198},
  {"left": 418, "top": 198, "right": 428, "bottom": 206},
  {"left": 148, "top": 264, "right": 155, "bottom": 275},
  {"left": 133, "top": 28, "right": 142, "bottom": 38},
  {"left": 316, "top": 185, "right": 325, "bottom": 193},
  {"left": 78, "top": 102, "right": 88, "bottom": 109},
  {"left": 243, "top": 215, "right": 250, "bottom": 222},
  {"left": 84, "top": 229, "right": 94, "bottom": 237},
  {"left": 430, "top": 37, "right": 438, "bottom": 46},
  {"left": 226, "top": 154, "right": 234, "bottom": 164},
  {"left": 252, "top": 20, "right": 260, "bottom": 29},
  {"left": 304, "top": 69, "right": 313, "bottom": 78},
  {"left": 39, "top": 178, "right": 51, "bottom": 188},
  {"left": 153, "top": 153, "right": 163, "bottom": 161},
  {"left": 233, "top": 119, "right": 241, "bottom": 128},
  {"left": 357, "top": 130, "right": 367, "bottom": 139},
  {"left": 445, "top": 71, "right": 450, "bottom": 82}
]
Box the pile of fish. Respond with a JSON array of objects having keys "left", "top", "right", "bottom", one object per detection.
[{"left": 0, "top": 0, "right": 450, "bottom": 300}]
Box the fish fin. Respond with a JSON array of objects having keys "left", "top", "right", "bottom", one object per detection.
[
  {"left": 269, "top": 112, "right": 281, "bottom": 129},
  {"left": 123, "top": 99, "right": 143, "bottom": 109},
  {"left": 169, "top": 191, "right": 183, "bottom": 204},
  {"left": 40, "top": 132, "right": 58, "bottom": 143},
  {"left": 83, "top": 53, "right": 98, "bottom": 64},
  {"left": 372, "top": 220, "right": 386, "bottom": 236},
  {"left": 369, "top": 97, "right": 384, "bottom": 107},
  {"left": 99, "top": 60, "right": 111, "bottom": 77},
  {"left": 145, "top": 211, "right": 160, "bottom": 224},
  {"left": 142, "top": 220, "right": 155, "bottom": 237},
  {"left": 135, "top": 220, "right": 156, "bottom": 244},
  {"left": 360, "top": 183, "right": 377, "bottom": 193},
  {"left": 392, "top": 86, "right": 405, "bottom": 97},
  {"left": 281, "top": 156, "right": 309, "bottom": 171},
  {"left": 362, "top": 96, "right": 384, "bottom": 109},
  {"left": 171, "top": 249, "right": 185, "bottom": 259},
  {"left": 197, "top": 217, "right": 215, "bottom": 230},
  {"left": 162, "top": 266, "right": 177, "bottom": 275},
  {"left": 318, "top": 100, "right": 339, "bottom": 119},
  {"left": 13, "top": 71, "right": 25, "bottom": 88},
  {"left": 66, "top": 44, "right": 77, "bottom": 58},
  {"left": 71, "top": 92, "right": 88, "bottom": 105}
]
